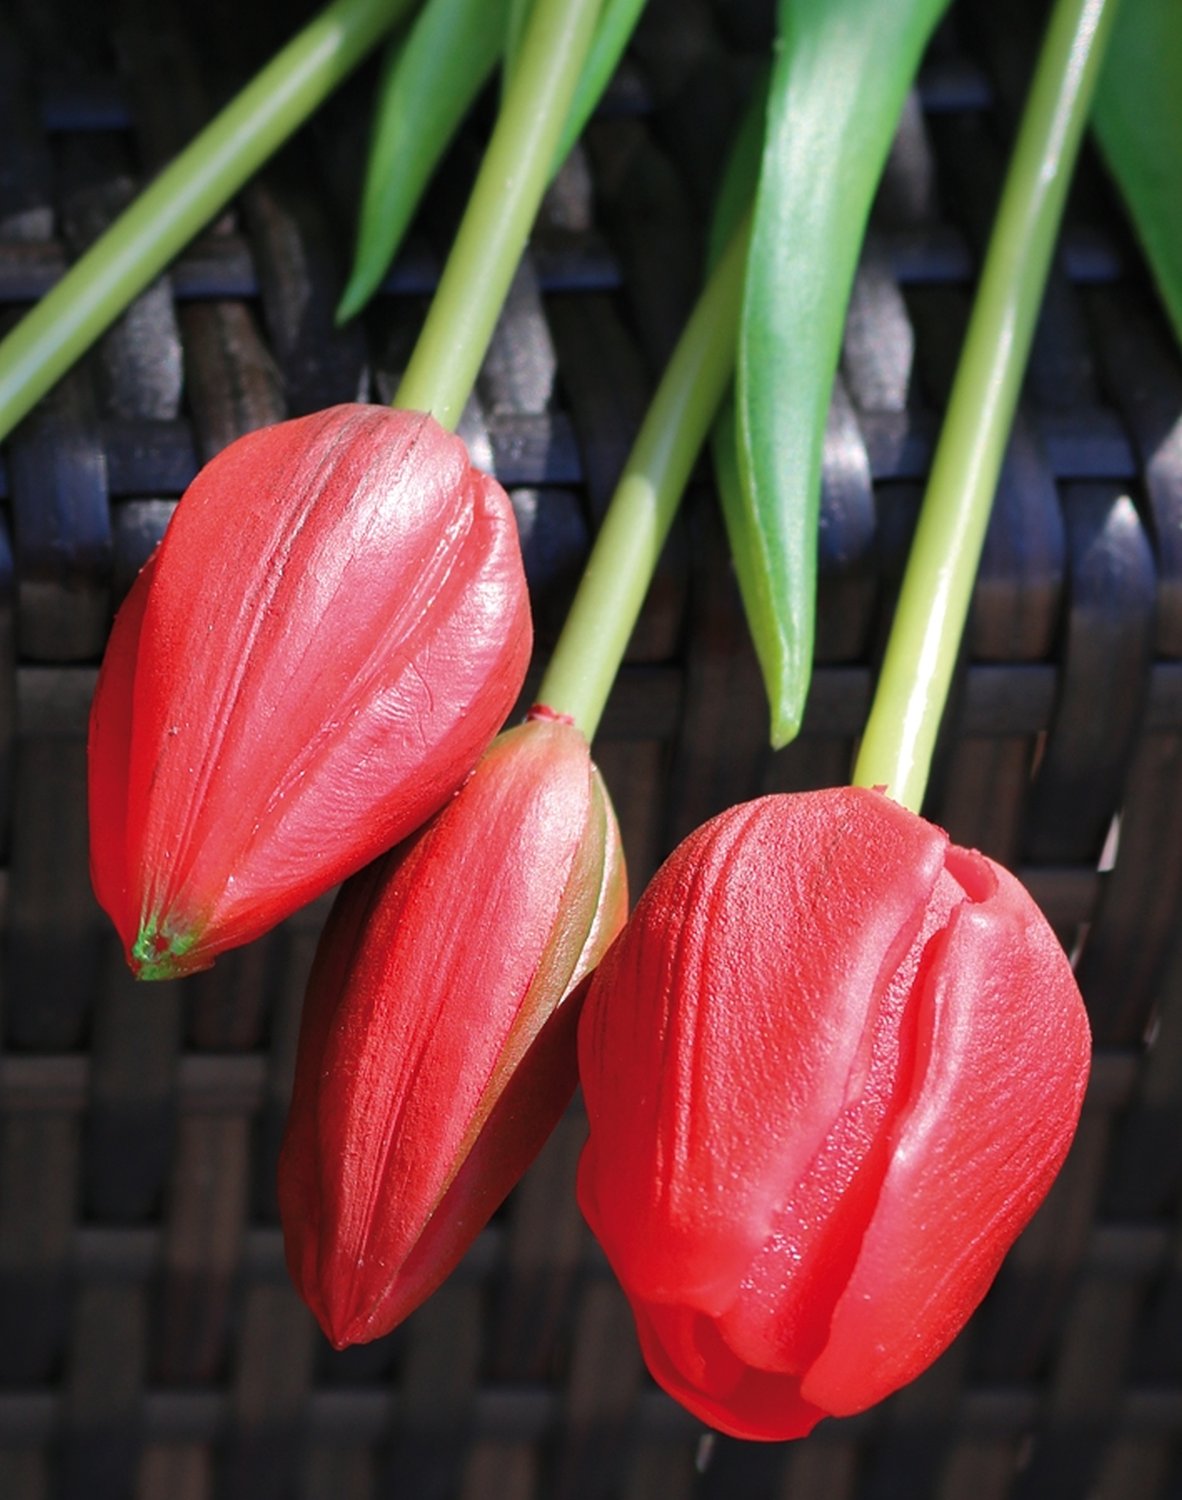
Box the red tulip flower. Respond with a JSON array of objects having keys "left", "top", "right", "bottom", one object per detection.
[
  {"left": 278, "top": 709, "right": 627, "bottom": 1348},
  {"left": 88, "top": 404, "right": 531, "bottom": 979},
  {"left": 577, "top": 786, "right": 1091, "bottom": 1441}
]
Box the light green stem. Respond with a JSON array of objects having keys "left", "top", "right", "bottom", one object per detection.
[
  {"left": 0, "top": 0, "right": 414, "bottom": 444},
  {"left": 393, "top": 0, "right": 603, "bottom": 429},
  {"left": 852, "top": 0, "right": 1120, "bottom": 812},
  {"left": 536, "top": 217, "right": 752, "bottom": 740}
]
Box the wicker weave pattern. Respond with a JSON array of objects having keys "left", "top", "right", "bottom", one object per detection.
[{"left": 1, "top": 0, "right": 1181, "bottom": 1495}]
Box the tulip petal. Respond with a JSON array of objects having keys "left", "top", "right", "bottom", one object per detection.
[
  {"left": 352, "top": 971, "right": 585, "bottom": 1339},
  {"left": 275, "top": 853, "right": 387, "bottom": 1335},
  {"left": 296, "top": 726, "right": 592, "bottom": 1337},
  {"left": 576, "top": 789, "right": 1091, "bottom": 1439},
  {"left": 632, "top": 1299, "right": 828, "bottom": 1442},
  {"left": 715, "top": 863, "right": 967, "bottom": 1375},
  {"left": 279, "top": 717, "right": 627, "bottom": 1347},
  {"left": 88, "top": 552, "right": 156, "bottom": 945},
  {"left": 91, "top": 404, "right": 531, "bottom": 975},
  {"left": 578, "top": 787, "right": 949, "bottom": 1314},
  {"left": 802, "top": 852, "right": 1091, "bottom": 1414}
]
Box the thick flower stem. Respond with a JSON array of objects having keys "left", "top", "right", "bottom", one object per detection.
[
  {"left": 851, "top": 0, "right": 1120, "bottom": 813},
  {"left": 0, "top": 0, "right": 413, "bottom": 445},
  {"left": 536, "top": 217, "right": 752, "bottom": 741},
  {"left": 393, "top": 0, "right": 604, "bottom": 430}
]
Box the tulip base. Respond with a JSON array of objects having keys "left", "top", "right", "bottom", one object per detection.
[{"left": 130, "top": 922, "right": 201, "bottom": 982}]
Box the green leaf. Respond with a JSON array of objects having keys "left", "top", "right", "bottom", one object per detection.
[
  {"left": 707, "top": 80, "right": 773, "bottom": 742},
  {"left": 336, "top": 0, "right": 510, "bottom": 324},
  {"left": 503, "top": 0, "right": 533, "bottom": 87},
  {"left": 343, "top": 0, "right": 644, "bottom": 324},
  {"left": 727, "top": 0, "right": 952, "bottom": 747},
  {"left": 705, "top": 67, "right": 768, "bottom": 269},
  {"left": 1092, "top": 0, "right": 1182, "bottom": 352},
  {"left": 552, "top": 0, "right": 649, "bottom": 167},
  {"left": 509, "top": 0, "right": 649, "bottom": 166}
]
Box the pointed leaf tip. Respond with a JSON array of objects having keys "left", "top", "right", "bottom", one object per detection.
[{"left": 716, "top": 0, "right": 952, "bottom": 754}]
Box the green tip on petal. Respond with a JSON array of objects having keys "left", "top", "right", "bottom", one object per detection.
[{"left": 130, "top": 921, "right": 201, "bottom": 982}]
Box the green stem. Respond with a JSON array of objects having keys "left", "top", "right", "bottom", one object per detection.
[
  {"left": 852, "top": 0, "right": 1120, "bottom": 812},
  {"left": 536, "top": 216, "right": 752, "bottom": 740},
  {"left": 393, "top": 0, "right": 603, "bottom": 429},
  {"left": 0, "top": 0, "right": 413, "bottom": 445}
]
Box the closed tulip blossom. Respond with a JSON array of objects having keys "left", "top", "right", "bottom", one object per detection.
[
  {"left": 88, "top": 404, "right": 531, "bottom": 979},
  {"left": 278, "top": 709, "right": 627, "bottom": 1348},
  {"left": 577, "top": 786, "right": 1091, "bottom": 1441}
]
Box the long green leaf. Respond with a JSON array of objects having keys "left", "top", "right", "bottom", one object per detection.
[
  {"left": 344, "top": 0, "right": 645, "bottom": 323},
  {"left": 1092, "top": 0, "right": 1182, "bottom": 351},
  {"left": 506, "top": 0, "right": 645, "bottom": 166},
  {"left": 336, "top": 0, "right": 509, "bottom": 323},
  {"left": 728, "top": 0, "right": 952, "bottom": 747},
  {"left": 504, "top": 0, "right": 533, "bottom": 85},
  {"left": 706, "top": 68, "right": 768, "bottom": 269},
  {"left": 552, "top": 0, "right": 649, "bottom": 166}
]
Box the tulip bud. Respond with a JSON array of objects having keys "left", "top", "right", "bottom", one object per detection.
[
  {"left": 577, "top": 786, "right": 1091, "bottom": 1441},
  {"left": 278, "top": 709, "right": 627, "bottom": 1348},
  {"left": 89, "top": 404, "right": 531, "bottom": 979}
]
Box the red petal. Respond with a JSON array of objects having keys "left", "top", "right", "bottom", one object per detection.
[
  {"left": 630, "top": 1298, "right": 828, "bottom": 1442},
  {"left": 105, "top": 406, "right": 530, "bottom": 972},
  {"left": 279, "top": 718, "right": 625, "bottom": 1346},
  {"left": 347, "top": 970, "right": 586, "bottom": 1341},
  {"left": 87, "top": 553, "right": 156, "bottom": 955},
  {"left": 578, "top": 788, "right": 948, "bottom": 1314},
  {"left": 803, "top": 852, "right": 1091, "bottom": 1414},
  {"left": 714, "top": 862, "right": 967, "bottom": 1375},
  {"left": 276, "top": 855, "right": 387, "bottom": 1336}
]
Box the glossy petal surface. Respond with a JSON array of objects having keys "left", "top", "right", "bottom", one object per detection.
[
  {"left": 279, "top": 714, "right": 626, "bottom": 1347},
  {"left": 577, "top": 787, "right": 1091, "bottom": 1440},
  {"left": 577, "top": 787, "right": 947, "bottom": 1313},
  {"left": 88, "top": 404, "right": 531, "bottom": 976}
]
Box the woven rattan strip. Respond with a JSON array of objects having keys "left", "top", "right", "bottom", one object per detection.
[{"left": 1, "top": 0, "right": 1181, "bottom": 1496}]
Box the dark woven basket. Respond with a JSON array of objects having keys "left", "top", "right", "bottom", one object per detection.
[{"left": 2, "top": 0, "right": 1181, "bottom": 1495}]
